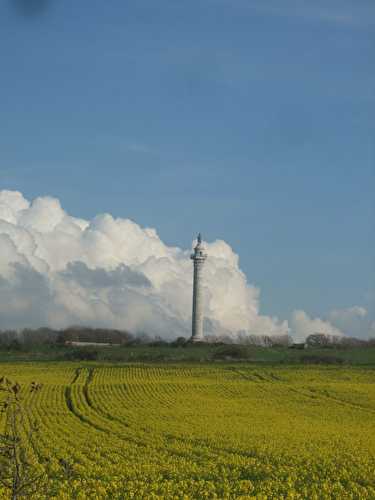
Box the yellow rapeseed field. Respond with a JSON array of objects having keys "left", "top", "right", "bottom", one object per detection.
[{"left": 0, "top": 363, "right": 374, "bottom": 499}]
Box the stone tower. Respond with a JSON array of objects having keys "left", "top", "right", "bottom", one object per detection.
[{"left": 190, "top": 233, "right": 207, "bottom": 342}]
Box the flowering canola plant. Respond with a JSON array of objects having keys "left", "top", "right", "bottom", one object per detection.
[{"left": 0, "top": 363, "right": 374, "bottom": 499}]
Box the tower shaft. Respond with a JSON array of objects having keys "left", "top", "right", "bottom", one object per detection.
[
  {"left": 191, "top": 234, "right": 207, "bottom": 342},
  {"left": 192, "top": 259, "right": 205, "bottom": 341}
]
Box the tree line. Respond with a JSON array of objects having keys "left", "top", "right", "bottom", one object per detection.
[{"left": 0, "top": 327, "right": 373, "bottom": 350}]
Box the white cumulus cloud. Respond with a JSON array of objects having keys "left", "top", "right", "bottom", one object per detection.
[
  {"left": 290, "top": 310, "right": 344, "bottom": 343},
  {"left": 329, "top": 306, "right": 367, "bottom": 322},
  {"left": 0, "top": 190, "right": 289, "bottom": 339},
  {"left": 328, "top": 306, "right": 371, "bottom": 339}
]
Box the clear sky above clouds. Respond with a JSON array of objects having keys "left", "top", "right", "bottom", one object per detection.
[{"left": 0, "top": 0, "right": 374, "bottom": 335}]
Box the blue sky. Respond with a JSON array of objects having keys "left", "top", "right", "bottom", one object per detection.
[{"left": 0, "top": 0, "right": 374, "bottom": 324}]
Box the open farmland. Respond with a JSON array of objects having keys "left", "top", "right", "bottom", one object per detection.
[{"left": 1, "top": 363, "right": 375, "bottom": 499}]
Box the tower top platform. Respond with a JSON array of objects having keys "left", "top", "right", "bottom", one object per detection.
[{"left": 191, "top": 233, "right": 207, "bottom": 261}]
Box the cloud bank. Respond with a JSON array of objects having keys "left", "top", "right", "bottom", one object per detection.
[
  {"left": 290, "top": 306, "right": 375, "bottom": 342},
  {"left": 328, "top": 306, "right": 371, "bottom": 339},
  {"left": 1, "top": 190, "right": 371, "bottom": 341},
  {"left": 290, "top": 310, "right": 344, "bottom": 343},
  {"left": 0, "top": 190, "right": 290, "bottom": 339}
]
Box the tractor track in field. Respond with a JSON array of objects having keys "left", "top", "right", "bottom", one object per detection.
[
  {"left": 63, "top": 368, "right": 212, "bottom": 462},
  {"left": 64, "top": 367, "right": 145, "bottom": 439},
  {"left": 63, "top": 367, "right": 262, "bottom": 466},
  {"left": 63, "top": 365, "right": 375, "bottom": 471},
  {"left": 229, "top": 368, "right": 375, "bottom": 414},
  {"left": 82, "top": 370, "right": 130, "bottom": 429},
  {"left": 65, "top": 368, "right": 133, "bottom": 437},
  {"left": 287, "top": 386, "right": 375, "bottom": 415},
  {"left": 227, "top": 368, "right": 281, "bottom": 393},
  {"left": 64, "top": 367, "right": 113, "bottom": 435},
  {"left": 71, "top": 367, "right": 82, "bottom": 385}
]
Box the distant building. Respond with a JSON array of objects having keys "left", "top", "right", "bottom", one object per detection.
[
  {"left": 289, "top": 342, "right": 307, "bottom": 350},
  {"left": 58, "top": 327, "right": 132, "bottom": 345},
  {"left": 65, "top": 341, "right": 120, "bottom": 347}
]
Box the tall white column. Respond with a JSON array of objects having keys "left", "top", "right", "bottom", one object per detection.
[{"left": 191, "top": 233, "right": 207, "bottom": 342}]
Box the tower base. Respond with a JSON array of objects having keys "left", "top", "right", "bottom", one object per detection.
[{"left": 190, "top": 335, "right": 204, "bottom": 343}]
